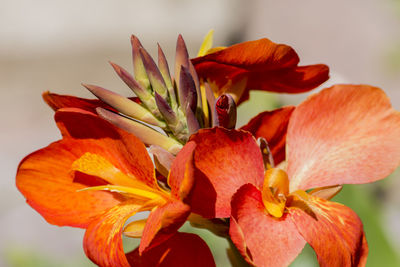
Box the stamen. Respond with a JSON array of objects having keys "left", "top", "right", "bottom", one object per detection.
[{"left": 257, "top": 137, "right": 275, "bottom": 169}]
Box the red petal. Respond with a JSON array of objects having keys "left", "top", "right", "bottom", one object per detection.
[
  {"left": 43, "top": 91, "right": 140, "bottom": 112},
  {"left": 289, "top": 194, "right": 368, "bottom": 267},
  {"left": 168, "top": 141, "right": 196, "bottom": 200},
  {"left": 230, "top": 184, "right": 306, "bottom": 267},
  {"left": 139, "top": 201, "right": 191, "bottom": 253},
  {"left": 192, "top": 38, "right": 329, "bottom": 104},
  {"left": 83, "top": 202, "right": 141, "bottom": 267},
  {"left": 287, "top": 85, "right": 400, "bottom": 191},
  {"left": 241, "top": 106, "right": 295, "bottom": 164},
  {"left": 126, "top": 232, "right": 216, "bottom": 267},
  {"left": 188, "top": 128, "right": 264, "bottom": 218},
  {"left": 16, "top": 139, "right": 123, "bottom": 228},
  {"left": 55, "top": 108, "right": 157, "bottom": 189}
]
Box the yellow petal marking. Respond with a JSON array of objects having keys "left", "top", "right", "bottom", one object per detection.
[
  {"left": 78, "top": 185, "right": 164, "bottom": 202},
  {"left": 71, "top": 152, "right": 155, "bottom": 191}
]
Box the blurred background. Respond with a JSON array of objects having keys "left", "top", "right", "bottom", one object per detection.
[{"left": 1, "top": 0, "right": 399, "bottom": 266}]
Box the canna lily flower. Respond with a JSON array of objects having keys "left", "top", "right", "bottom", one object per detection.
[
  {"left": 42, "top": 32, "right": 326, "bottom": 151},
  {"left": 192, "top": 32, "right": 330, "bottom": 104},
  {"left": 187, "top": 84, "right": 400, "bottom": 266},
  {"left": 41, "top": 33, "right": 297, "bottom": 168},
  {"left": 16, "top": 107, "right": 215, "bottom": 267}
]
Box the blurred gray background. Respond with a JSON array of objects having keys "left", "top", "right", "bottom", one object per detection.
[{"left": 1, "top": 0, "right": 399, "bottom": 266}]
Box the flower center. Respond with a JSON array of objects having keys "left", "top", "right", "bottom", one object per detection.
[{"left": 261, "top": 168, "right": 289, "bottom": 218}]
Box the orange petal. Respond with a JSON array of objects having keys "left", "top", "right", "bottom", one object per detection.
[
  {"left": 126, "top": 232, "right": 215, "bottom": 267},
  {"left": 192, "top": 38, "right": 329, "bottom": 104},
  {"left": 55, "top": 108, "right": 158, "bottom": 189},
  {"left": 241, "top": 106, "right": 295, "bottom": 164},
  {"left": 17, "top": 108, "right": 157, "bottom": 227},
  {"left": 16, "top": 139, "right": 123, "bottom": 228},
  {"left": 188, "top": 128, "right": 264, "bottom": 218},
  {"left": 230, "top": 184, "right": 306, "bottom": 266},
  {"left": 42, "top": 91, "right": 140, "bottom": 112},
  {"left": 83, "top": 202, "right": 142, "bottom": 267},
  {"left": 168, "top": 141, "right": 196, "bottom": 200},
  {"left": 139, "top": 201, "right": 191, "bottom": 254},
  {"left": 289, "top": 194, "right": 368, "bottom": 267},
  {"left": 287, "top": 85, "right": 400, "bottom": 191}
]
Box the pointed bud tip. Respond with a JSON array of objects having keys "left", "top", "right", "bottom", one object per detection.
[{"left": 130, "top": 35, "right": 141, "bottom": 45}]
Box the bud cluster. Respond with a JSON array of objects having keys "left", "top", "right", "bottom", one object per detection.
[{"left": 84, "top": 35, "right": 237, "bottom": 155}]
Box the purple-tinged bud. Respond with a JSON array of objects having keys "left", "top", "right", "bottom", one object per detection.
[
  {"left": 139, "top": 47, "right": 168, "bottom": 99},
  {"left": 154, "top": 92, "right": 177, "bottom": 125},
  {"left": 158, "top": 44, "right": 177, "bottom": 110},
  {"left": 131, "top": 35, "right": 150, "bottom": 89},
  {"left": 157, "top": 44, "right": 173, "bottom": 90},
  {"left": 215, "top": 94, "right": 237, "bottom": 129},
  {"left": 179, "top": 66, "right": 197, "bottom": 114},
  {"left": 83, "top": 83, "right": 165, "bottom": 128},
  {"left": 174, "top": 34, "right": 190, "bottom": 86},
  {"left": 186, "top": 105, "right": 200, "bottom": 135},
  {"left": 109, "top": 61, "right": 161, "bottom": 119},
  {"left": 109, "top": 62, "right": 147, "bottom": 98},
  {"left": 97, "top": 107, "right": 182, "bottom": 155}
]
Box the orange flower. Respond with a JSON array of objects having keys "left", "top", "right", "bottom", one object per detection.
[
  {"left": 16, "top": 107, "right": 215, "bottom": 267},
  {"left": 187, "top": 85, "right": 400, "bottom": 266},
  {"left": 192, "top": 38, "right": 329, "bottom": 104}
]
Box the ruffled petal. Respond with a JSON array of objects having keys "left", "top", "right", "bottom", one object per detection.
[
  {"left": 16, "top": 139, "right": 123, "bottom": 228},
  {"left": 287, "top": 85, "right": 400, "bottom": 191},
  {"left": 55, "top": 108, "right": 157, "bottom": 189},
  {"left": 192, "top": 38, "right": 329, "bottom": 104},
  {"left": 139, "top": 201, "right": 191, "bottom": 253},
  {"left": 241, "top": 106, "right": 295, "bottom": 164},
  {"left": 83, "top": 202, "right": 142, "bottom": 267},
  {"left": 289, "top": 193, "right": 368, "bottom": 267},
  {"left": 230, "top": 184, "right": 306, "bottom": 267},
  {"left": 126, "top": 232, "right": 216, "bottom": 267},
  {"left": 43, "top": 91, "right": 139, "bottom": 112},
  {"left": 188, "top": 128, "right": 264, "bottom": 218}
]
